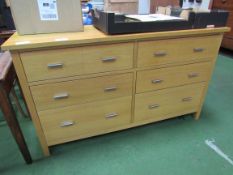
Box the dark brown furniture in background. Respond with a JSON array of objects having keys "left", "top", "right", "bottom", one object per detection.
[
  {"left": 150, "top": 0, "right": 180, "bottom": 13},
  {"left": 212, "top": 0, "right": 233, "bottom": 50},
  {"left": 0, "top": 51, "right": 32, "bottom": 164}
]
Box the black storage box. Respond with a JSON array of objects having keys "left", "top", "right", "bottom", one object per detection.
[
  {"left": 190, "top": 10, "right": 229, "bottom": 29},
  {"left": 92, "top": 9, "right": 229, "bottom": 35},
  {"left": 92, "top": 10, "right": 192, "bottom": 35}
]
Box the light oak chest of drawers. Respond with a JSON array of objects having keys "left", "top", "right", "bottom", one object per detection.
[{"left": 2, "top": 26, "right": 229, "bottom": 156}]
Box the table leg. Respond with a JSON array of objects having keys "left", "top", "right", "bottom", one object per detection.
[
  {"left": 0, "top": 87, "right": 32, "bottom": 164},
  {"left": 15, "top": 78, "right": 30, "bottom": 119}
]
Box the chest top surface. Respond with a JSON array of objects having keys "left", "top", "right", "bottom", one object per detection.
[{"left": 1, "top": 26, "right": 230, "bottom": 51}]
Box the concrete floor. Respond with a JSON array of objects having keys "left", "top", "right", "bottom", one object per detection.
[{"left": 0, "top": 52, "right": 233, "bottom": 175}]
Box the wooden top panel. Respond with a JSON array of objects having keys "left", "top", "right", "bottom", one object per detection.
[{"left": 1, "top": 25, "right": 230, "bottom": 51}]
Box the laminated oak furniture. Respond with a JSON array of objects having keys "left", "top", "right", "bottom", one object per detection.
[{"left": 1, "top": 26, "right": 229, "bottom": 156}]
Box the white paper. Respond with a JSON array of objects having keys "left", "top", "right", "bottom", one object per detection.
[
  {"left": 126, "top": 14, "right": 183, "bottom": 22},
  {"left": 37, "top": 0, "right": 58, "bottom": 21}
]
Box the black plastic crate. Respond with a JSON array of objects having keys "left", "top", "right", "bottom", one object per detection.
[{"left": 92, "top": 9, "right": 229, "bottom": 35}]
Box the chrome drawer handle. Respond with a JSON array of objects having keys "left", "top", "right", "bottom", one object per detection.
[
  {"left": 104, "top": 86, "right": 117, "bottom": 92},
  {"left": 182, "top": 97, "right": 193, "bottom": 102},
  {"left": 154, "top": 51, "right": 167, "bottom": 57},
  {"left": 193, "top": 48, "right": 204, "bottom": 52},
  {"left": 188, "top": 73, "right": 199, "bottom": 78},
  {"left": 60, "top": 121, "right": 75, "bottom": 127},
  {"left": 53, "top": 92, "right": 69, "bottom": 100},
  {"left": 47, "top": 63, "right": 63, "bottom": 69},
  {"left": 148, "top": 104, "right": 160, "bottom": 110},
  {"left": 102, "top": 57, "right": 117, "bottom": 62},
  {"left": 152, "top": 79, "right": 163, "bottom": 84},
  {"left": 105, "top": 112, "right": 118, "bottom": 119}
]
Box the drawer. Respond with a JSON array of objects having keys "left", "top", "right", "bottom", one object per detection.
[
  {"left": 30, "top": 73, "right": 133, "bottom": 111},
  {"left": 136, "top": 62, "right": 212, "bottom": 93},
  {"left": 134, "top": 83, "right": 205, "bottom": 122},
  {"left": 39, "top": 96, "right": 132, "bottom": 146},
  {"left": 137, "top": 35, "right": 222, "bottom": 67},
  {"left": 21, "top": 43, "right": 134, "bottom": 82}
]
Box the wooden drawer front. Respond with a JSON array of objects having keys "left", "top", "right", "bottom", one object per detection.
[
  {"left": 134, "top": 83, "right": 205, "bottom": 122},
  {"left": 137, "top": 35, "right": 221, "bottom": 67},
  {"left": 21, "top": 43, "right": 134, "bottom": 82},
  {"left": 136, "top": 62, "right": 212, "bottom": 93},
  {"left": 31, "top": 73, "right": 133, "bottom": 111},
  {"left": 39, "top": 96, "right": 132, "bottom": 146}
]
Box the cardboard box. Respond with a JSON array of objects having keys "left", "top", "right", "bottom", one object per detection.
[
  {"left": 104, "top": 0, "right": 138, "bottom": 14},
  {"left": 9, "top": 0, "right": 83, "bottom": 35}
]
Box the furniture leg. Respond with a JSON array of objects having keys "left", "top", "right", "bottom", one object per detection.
[
  {"left": 15, "top": 78, "right": 30, "bottom": 119},
  {"left": 11, "top": 86, "right": 28, "bottom": 118},
  {"left": 0, "top": 86, "right": 32, "bottom": 164}
]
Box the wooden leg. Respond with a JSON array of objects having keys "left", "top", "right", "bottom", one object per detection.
[
  {"left": 194, "top": 111, "right": 201, "bottom": 120},
  {"left": 15, "top": 79, "right": 31, "bottom": 119},
  {"left": 11, "top": 87, "right": 28, "bottom": 118},
  {"left": 0, "top": 87, "right": 32, "bottom": 164}
]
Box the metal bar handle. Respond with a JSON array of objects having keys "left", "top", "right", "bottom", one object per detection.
[
  {"left": 193, "top": 48, "right": 204, "bottom": 52},
  {"left": 148, "top": 104, "right": 160, "bottom": 110},
  {"left": 182, "top": 97, "right": 193, "bottom": 102},
  {"left": 104, "top": 86, "right": 117, "bottom": 92},
  {"left": 154, "top": 51, "right": 167, "bottom": 57},
  {"left": 105, "top": 112, "right": 118, "bottom": 119},
  {"left": 47, "top": 63, "right": 64, "bottom": 69},
  {"left": 60, "top": 121, "right": 75, "bottom": 127},
  {"left": 102, "top": 57, "right": 117, "bottom": 62},
  {"left": 152, "top": 79, "right": 163, "bottom": 84},
  {"left": 188, "top": 73, "right": 199, "bottom": 78},
  {"left": 53, "top": 92, "right": 69, "bottom": 100}
]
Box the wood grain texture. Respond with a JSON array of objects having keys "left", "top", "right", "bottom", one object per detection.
[
  {"left": 21, "top": 43, "right": 134, "bottom": 82},
  {"left": 136, "top": 62, "right": 212, "bottom": 93},
  {"left": 10, "top": 52, "right": 50, "bottom": 156},
  {"left": 135, "top": 83, "right": 205, "bottom": 122},
  {"left": 137, "top": 35, "right": 222, "bottom": 67},
  {"left": 1, "top": 26, "right": 229, "bottom": 51},
  {"left": 4, "top": 27, "right": 227, "bottom": 156},
  {"left": 39, "top": 96, "right": 132, "bottom": 146},
  {"left": 30, "top": 73, "right": 133, "bottom": 111}
]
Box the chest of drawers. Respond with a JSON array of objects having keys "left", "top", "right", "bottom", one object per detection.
[{"left": 1, "top": 26, "right": 228, "bottom": 156}]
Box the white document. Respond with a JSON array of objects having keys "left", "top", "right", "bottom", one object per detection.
[
  {"left": 126, "top": 14, "right": 183, "bottom": 22},
  {"left": 37, "top": 0, "right": 59, "bottom": 21}
]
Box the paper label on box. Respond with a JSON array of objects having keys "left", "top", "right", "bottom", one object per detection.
[{"left": 37, "top": 0, "right": 58, "bottom": 21}]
